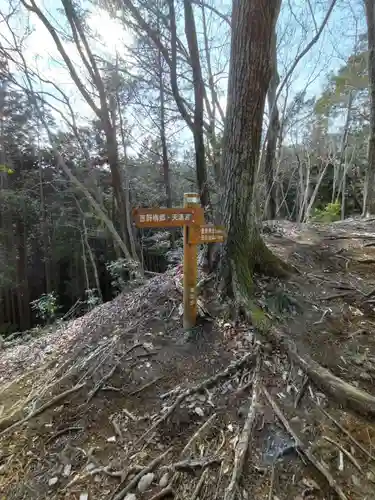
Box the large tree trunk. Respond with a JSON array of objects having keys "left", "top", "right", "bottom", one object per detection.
[
  {"left": 219, "top": 0, "right": 286, "bottom": 299},
  {"left": 363, "top": 0, "right": 375, "bottom": 216}
]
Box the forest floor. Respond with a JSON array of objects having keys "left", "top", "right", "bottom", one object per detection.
[{"left": 1, "top": 218, "right": 375, "bottom": 500}]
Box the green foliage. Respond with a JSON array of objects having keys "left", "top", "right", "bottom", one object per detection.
[
  {"left": 106, "top": 258, "right": 143, "bottom": 293},
  {"left": 30, "top": 292, "right": 60, "bottom": 324},
  {"left": 84, "top": 288, "right": 102, "bottom": 309},
  {"left": 0, "top": 164, "right": 14, "bottom": 174},
  {"left": 311, "top": 201, "right": 341, "bottom": 222}
]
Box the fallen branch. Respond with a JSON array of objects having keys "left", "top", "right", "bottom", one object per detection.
[
  {"left": 168, "top": 456, "right": 221, "bottom": 474},
  {"left": 130, "top": 377, "right": 163, "bottom": 396},
  {"left": 0, "top": 383, "right": 85, "bottom": 436},
  {"left": 316, "top": 406, "right": 375, "bottom": 461},
  {"left": 264, "top": 326, "right": 375, "bottom": 418},
  {"left": 224, "top": 357, "right": 260, "bottom": 500},
  {"left": 112, "top": 447, "right": 172, "bottom": 500},
  {"left": 149, "top": 486, "right": 174, "bottom": 499},
  {"left": 181, "top": 413, "right": 217, "bottom": 457},
  {"left": 87, "top": 364, "right": 119, "bottom": 402},
  {"left": 294, "top": 376, "right": 309, "bottom": 408},
  {"left": 191, "top": 468, "right": 209, "bottom": 500},
  {"left": 322, "top": 435, "right": 362, "bottom": 473},
  {"left": 135, "top": 352, "right": 255, "bottom": 446},
  {"left": 45, "top": 426, "right": 83, "bottom": 444},
  {"left": 262, "top": 386, "right": 348, "bottom": 500}
]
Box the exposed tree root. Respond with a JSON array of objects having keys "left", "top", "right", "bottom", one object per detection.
[
  {"left": 149, "top": 486, "right": 174, "bottom": 499},
  {"left": 135, "top": 352, "right": 255, "bottom": 446},
  {"left": 0, "top": 383, "right": 85, "bottom": 436},
  {"left": 264, "top": 326, "right": 375, "bottom": 418},
  {"left": 112, "top": 447, "right": 172, "bottom": 500},
  {"left": 262, "top": 386, "right": 348, "bottom": 500},
  {"left": 224, "top": 356, "right": 261, "bottom": 500}
]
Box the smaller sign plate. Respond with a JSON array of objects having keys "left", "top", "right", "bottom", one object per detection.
[
  {"left": 188, "top": 225, "right": 226, "bottom": 244},
  {"left": 133, "top": 207, "right": 202, "bottom": 228}
]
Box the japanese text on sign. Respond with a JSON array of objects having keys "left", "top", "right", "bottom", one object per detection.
[
  {"left": 133, "top": 207, "right": 202, "bottom": 228},
  {"left": 139, "top": 212, "right": 192, "bottom": 223},
  {"left": 188, "top": 225, "right": 226, "bottom": 244}
]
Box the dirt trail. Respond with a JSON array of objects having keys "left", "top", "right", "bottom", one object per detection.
[{"left": 1, "top": 219, "right": 375, "bottom": 500}]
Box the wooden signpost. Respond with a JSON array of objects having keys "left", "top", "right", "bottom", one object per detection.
[{"left": 133, "top": 193, "right": 226, "bottom": 329}]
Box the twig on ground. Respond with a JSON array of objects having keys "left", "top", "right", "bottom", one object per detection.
[
  {"left": 322, "top": 435, "right": 362, "bottom": 473},
  {"left": 262, "top": 386, "right": 348, "bottom": 500},
  {"left": 130, "top": 377, "right": 163, "bottom": 396},
  {"left": 0, "top": 383, "right": 85, "bottom": 436},
  {"left": 112, "top": 447, "right": 172, "bottom": 500},
  {"left": 316, "top": 406, "right": 375, "bottom": 461},
  {"left": 268, "top": 465, "right": 275, "bottom": 500},
  {"left": 294, "top": 376, "right": 309, "bottom": 408},
  {"left": 181, "top": 413, "right": 217, "bottom": 457},
  {"left": 45, "top": 426, "right": 83, "bottom": 444},
  {"left": 87, "top": 363, "right": 119, "bottom": 402},
  {"left": 111, "top": 417, "right": 123, "bottom": 440},
  {"left": 318, "top": 291, "right": 352, "bottom": 301},
  {"left": 191, "top": 468, "right": 209, "bottom": 500},
  {"left": 149, "top": 486, "right": 174, "bottom": 499},
  {"left": 167, "top": 456, "right": 221, "bottom": 474},
  {"left": 123, "top": 408, "right": 137, "bottom": 421},
  {"left": 224, "top": 356, "right": 261, "bottom": 500},
  {"left": 135, "top": 352, "right": 255, "bottom": 447},
  {"left": 160, "top": 386, "right": 181, "bottom": 400}
]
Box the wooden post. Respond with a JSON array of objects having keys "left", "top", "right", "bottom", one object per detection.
[
  {"left": 183, "top": 193, "right": 202, "bottom": 329},
  {"left": 132, "top": 200, "right": 225, "bottom": 331}
]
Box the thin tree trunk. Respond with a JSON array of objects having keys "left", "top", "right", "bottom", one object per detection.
[
  {"left": 219, "top": 0, "right": 287, "bottom": 299},
  {"left": 264, "top": 29, "right": 280, "bottom": 220},
  {"left": 304, "top": 161, "right": 329, "bottom": 221},
  {"left": 38, "top": 152, "right": 51, "bottom": 293},
  {"left": 156, "top": 33, "right": 175, "bottom": 248},
  {"left": 183, "top": 0, "right": 210, "bottom": 209},
  {"left": 82, "top": 217, "right": 103, "bottom": 303},
  {"left": 81, "top": 232, "right": 90, "bottom": 291},
  {"left": 363, "top": 0, "right": 375, "bottom": 215}
]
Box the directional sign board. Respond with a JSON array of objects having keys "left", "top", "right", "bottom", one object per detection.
[
  {"left": 133, "top": 207, "right": 203, "bottom": 228},
  {"left": 188, "top": 225, "right": 226, "bottom": 245},
  {"left": 133, "top": 197, "right": 226, "bottom": 330}
]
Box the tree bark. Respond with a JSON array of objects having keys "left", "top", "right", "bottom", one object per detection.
[
  {"left": 183, "top": 0, "right": 209, "bottom": 209},
  {"left": 264, "top": 29, "right": 280, "bottom": 220},
  {"left": 363, "top": 0, "right": 375, "bottom": 216},
  {"left": 219, "top": 0, "right": 286, "bottom": 299}
]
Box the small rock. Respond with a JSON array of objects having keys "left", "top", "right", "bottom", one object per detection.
[
  {"left": 359, "top": 372, "right": 372, "bottom": 381},
  {"left": 302, "top": 478, "right": 320, "bottom": 490},
  {"left": 48, "top": 477, "right": 58, "bottom": 486},
  {"left": 197, "top": 393, "right": 206, "bottom": 402},
  {"left": 366, "top": 471, "right": 375, "bottom": 483},
  {"left": 137, "top": 472, "right": 154, "bottom": 492},
  {"left": 107, "top": 436, "right": 116, "bottom": 443},
  {"left": 194, "top": 407, "right": 204, "bottom": 417},
  {"left": 124, "top": 495, "right": 137, "bottom": 500},
  {"left": 63, "top": 464, "right": 72, "bottom": 477},
  {"left": 85, "top": 463, "right": 96, "bottom": 471},
  {"left": 79, "top": 494, "right": 88, "bottom": 500},
  {"left": 159, "top": 472, "right": 169, "bottom": 488},
  {"left": 290, "top": 416, "right": 300, "bottom": 424}
]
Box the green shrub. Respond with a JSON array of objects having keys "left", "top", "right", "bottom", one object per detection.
[
  {"left": 311, "top": 201, "right": 341, "bottom": 222},
  {"left": 30, "top": 292, "right": 60, "bottom": 324}
]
